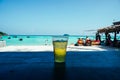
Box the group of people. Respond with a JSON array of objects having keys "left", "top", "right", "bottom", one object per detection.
[
  {"left": 75, "top": 33, "right": 101, "bottom": 46},
  {"left": 75, "top": 36, "right": 92, "bottom": 46}
]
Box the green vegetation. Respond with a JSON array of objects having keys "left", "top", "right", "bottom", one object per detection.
[{"left": 0, "top": 31, "right": 8, "bottom": 36}]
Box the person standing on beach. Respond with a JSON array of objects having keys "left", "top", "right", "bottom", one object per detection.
[
  {"left": 107, "top": 33, "right": 112, "bottom": 46},
  {"left": 107, "top": 34, "right": 111, "bottom": 41},
  {"left": 96, "top": 32, "right": 101, "bottom": 42},
  {"left": 95, "top": 32, "right": 101, "bottom": 45}
]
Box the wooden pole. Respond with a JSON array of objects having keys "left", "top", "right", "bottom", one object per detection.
[
  {"left": 113, "top": 31, "right": 117, "bottom": 47},
  {"left": 114, "top": 31, "right": 117, "bottom": 41}
]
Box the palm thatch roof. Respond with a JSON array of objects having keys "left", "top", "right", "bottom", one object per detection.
[{"left": 97, "top": 21, "right": 120, "bottom": 33}]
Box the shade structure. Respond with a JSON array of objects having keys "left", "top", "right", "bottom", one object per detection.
[{"left": 97, "top": 21, "right": 120, "bottom": 33}]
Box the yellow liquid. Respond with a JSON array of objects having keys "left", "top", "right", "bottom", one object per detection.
[{"left": 53, "top": 41, "right": 67, "bottom": 63}]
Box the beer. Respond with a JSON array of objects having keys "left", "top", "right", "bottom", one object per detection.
[{"left": 53, "top": 41, "right": 67, "bottom": 62}]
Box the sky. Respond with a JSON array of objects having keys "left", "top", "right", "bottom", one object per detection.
[{"left": 0, "top": 0, "right": 120, "bottom": 35}]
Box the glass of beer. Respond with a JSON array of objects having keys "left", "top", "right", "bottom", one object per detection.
[{"left": 52, "top": 36, "right": 68, "bottom": 63}]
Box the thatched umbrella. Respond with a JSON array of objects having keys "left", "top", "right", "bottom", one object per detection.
[{"left": 97, "top": 21, "right": 120, "bottom": 46}]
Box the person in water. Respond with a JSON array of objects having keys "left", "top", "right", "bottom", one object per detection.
[{"left": 45, "top": 39, "right": 48, "bottom": 45}]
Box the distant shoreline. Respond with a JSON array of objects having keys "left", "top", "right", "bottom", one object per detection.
[
  {"left": 3, "top": 34, "right": 97, "bottom": 36},
  {"left": 0, "top": 31, "right": 8, "bottom": 36}
]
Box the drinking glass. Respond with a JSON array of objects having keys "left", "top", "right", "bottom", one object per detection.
[{"left": 52, "top": 36, "right": 68, "bottom": 63}]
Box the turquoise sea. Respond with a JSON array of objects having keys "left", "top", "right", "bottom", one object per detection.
[{"left": 1, "top": 35, "right": 120, "bottom": 46}]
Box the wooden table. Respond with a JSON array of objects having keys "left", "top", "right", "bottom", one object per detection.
[{"left": 0, "top": 51, "right": 120, "bottom": 80}]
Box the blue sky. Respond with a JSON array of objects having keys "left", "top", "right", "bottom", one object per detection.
[{"left": 0, "top": 0, "right": 120, "bottom": 35}]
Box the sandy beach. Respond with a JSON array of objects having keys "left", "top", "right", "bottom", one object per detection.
[{"left": 0, "top": 45, "right": 119, "bottom": 52}]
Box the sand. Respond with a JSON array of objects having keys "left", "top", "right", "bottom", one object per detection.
[{"left": 0, "top": 45, "right": 118, "bottom": 52}]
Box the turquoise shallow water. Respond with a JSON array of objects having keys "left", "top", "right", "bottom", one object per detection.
[{"left": 0, "top": 35, "right": 120, "bottom": 46}]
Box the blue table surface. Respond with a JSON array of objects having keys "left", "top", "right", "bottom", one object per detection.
[{"left": 0, "top": 51, "right": 120, "bottom": 80}]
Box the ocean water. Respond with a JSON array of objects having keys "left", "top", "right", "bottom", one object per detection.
[{"left": 0, "top": 35, "right": 120, "bottom": 46}]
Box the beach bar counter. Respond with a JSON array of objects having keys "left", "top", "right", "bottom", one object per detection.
[{"left": 0, "top": 50, "right": 120, "bottom": 80}]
